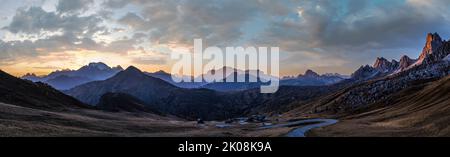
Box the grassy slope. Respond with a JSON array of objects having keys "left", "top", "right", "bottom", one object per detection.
[{"left": 308, "top": 76, "right": 450, "bottom": 137}]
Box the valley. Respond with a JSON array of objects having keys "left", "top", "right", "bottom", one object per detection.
[{"left": 0, "top": 101, "right": 318, "bottom": 137}]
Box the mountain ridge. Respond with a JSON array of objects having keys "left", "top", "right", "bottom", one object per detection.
[
  {"left": 306, "top": 33, "right": 450, "bottom": 116},
  {"left": 0, "top": 70, "right": 88, "bottom": 110},
  {"left": 21, "top": 62, "right": 123, "bottom": 90}
]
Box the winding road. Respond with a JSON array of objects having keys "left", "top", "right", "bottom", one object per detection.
[{"left": 260, "top": 119, "right": 338, "bottom": 137}]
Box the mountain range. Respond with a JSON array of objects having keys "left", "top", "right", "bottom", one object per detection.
[
  {"left": 144, "top": 66, "right": 344, "bottom": 92},
  {"left": 22, "top": 60, "right": 348, "bottom": 92},
  {"left": 351, "top": 33, "right": 450, "bottom": 81},
  {"left": 65, "top": 66, "right": 245, "bottom": 120},
  {"left": 310, "top": 33, "right": 450, "bottom": 115},
  {"left": 280, "top": 69, "right": 346, "bottom": 86},
  {"left": 22, "top": 62, "right": 123, "bottom": 90}
]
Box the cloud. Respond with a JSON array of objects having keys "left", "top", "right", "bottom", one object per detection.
[
  {"left": 131, "top": 57, "right": 167, "bottom": 65},
  {"left": 118, "top": 12, "right": 150, "bottom": 31},
  {"left": 0, "top": 40, "right": 38, "bottom": 62},
  {"left": 57, "top": 0, "right": 94, "bottom": 14},
  {"left": 262, "top": 0, "right": 450, "bottom": 49},
  {"left": 32, "top": 65, "right": 61, "bottom": 70},
  {"left": 106, "top": 0, "right": 292, "bottom": 46},
  {"left": 252, "top": 0, "right": 450, "bottom": 74},
  {"left": 102, "top": 0, "right": 132, "bottom": 9},
  {"left": 0, "top": 5, "right": 147, "bottom": 63},
  {"left": 5, "top": 6, "right": 105, "bottom": 37}
]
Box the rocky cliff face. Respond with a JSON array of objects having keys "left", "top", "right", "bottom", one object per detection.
[
  {"left": 352, "top": 57, "right": 401, "bottom": 80},
  {"left": 314, "top": 56, "right": 450, "bottom": 113},
  {"left": 423, "top": 39, "right": 450, "bottom": 64},
  {"left": 419, "top": 33, "right": 444, "bottom": 62},
  {"left": 373, "top": 57, "right": 399, "bottom": 73},
  {"left": 414, "top": 32, "right": 450, "bottom": 66},
  {"left": 398, "top": 55, "right": 416, "bottom": 71},
  {"left": 351, "top": 65, "right": 380, "bottom": 80},
  {"left": 352, "top": 33, "right": 450, "bottom": 79}
]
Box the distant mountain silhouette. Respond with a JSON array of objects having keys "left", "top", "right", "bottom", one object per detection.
[
  {"left": 200, "top": 70, "right": 274, "bottom": 92},
  {"left": 21, "top": 62, "right": 123, "bottom": 90},
  {"left": 145, "top": 66, "right": 277, "bottom": 92},
  {"left": 46, "top": 75, "right": 92, "bottom": 90},
  {"left": 66, "top": 66, "right": 176, "bottom": 105},
  {"left": 65, "top": 66, "right": 238, "bottom": 120},
  {"left": 21, "top": 73, "right": 45, "bottom": 82},
  {"left": 280, "top": 69, "right": 346, "bottom": 86},
  {"left": 0, "top": 70, "right": 87, "bottom": 110},
  {"left": 145, "top": 70, "right": 207, "bottom": 88}
]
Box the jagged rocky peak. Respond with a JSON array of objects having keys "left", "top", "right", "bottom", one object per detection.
[
  {"left": 82, "top": 62, "right": 123, "bottom": 71},
  {"left": 419, "top": 32, "right": 444, "bottom": 61},
  {"left": 23, "top": 73, "right": 37, "bottom": 77},
  {"left": 426, "top": 32, "right": 443, "bottom": 47},
  {"left": 303, "top": 69, "right": 320, "bottom": 78},
  {"left": 391, "top": 59, "right": 399, "bottom": 66},
  {"left": 351, "top": 65, "right": 378, "bottom": 79},
  {"left": 372, "top": 57, "right": 400, "bottom": 72},
  {"left": 399, "top": 55, "right": 415, "bottom": 69},
  {"left": 373, "top": 57, "right": 388, "bottom": 68},
  {"left": 21, "top": 73, "right": 44, "bottom": 82},
  {"left": 54, "top": 68, "right": 73, "bottom": 72}
]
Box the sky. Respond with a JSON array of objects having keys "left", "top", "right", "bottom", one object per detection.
[{"left": 1, "top": 0, "right": 450, "bottom": 77}]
